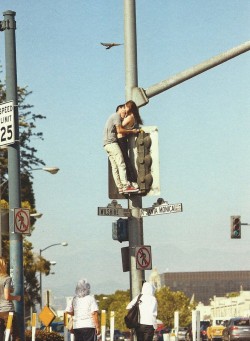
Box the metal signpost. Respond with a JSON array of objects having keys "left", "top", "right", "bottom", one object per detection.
[{"left": 0, "top": 10, "right": 25, "bottom": 339}]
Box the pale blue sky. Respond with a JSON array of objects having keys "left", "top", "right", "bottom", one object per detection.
[{"left": 0, "top": 1, "right": 249, "bottom": 304}]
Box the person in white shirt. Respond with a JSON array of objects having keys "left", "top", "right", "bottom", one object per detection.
[
  {"left": 65, "top": 279, "right": 100, "bottom": 341},
  {"left": 126, "top": 282, "right": 158, "bottom": 341}
]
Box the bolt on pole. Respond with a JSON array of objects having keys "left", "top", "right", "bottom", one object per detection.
[
  {"left": 3, "top": 10, "right": 25, "bottom": 340},
  {"left": 124, "top": 0, "right": 145, "bottom": 299}
]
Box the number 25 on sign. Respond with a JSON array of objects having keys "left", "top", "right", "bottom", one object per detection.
[{"left": 0, "top": 101, "right": 15, "bottom": 147}]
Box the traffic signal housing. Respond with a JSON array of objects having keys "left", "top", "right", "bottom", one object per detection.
[
  {"left": 135, "top": 126, "right": 160, "bottom": 196},
  {"left": 136, "top": 130, "right": 152, "bottom": 193},
  {"left": 231, "top": 215, "right": 241, "bottom": 239},
  {"left": 112, "top": 218, "right": 128, "bottom": 243}
]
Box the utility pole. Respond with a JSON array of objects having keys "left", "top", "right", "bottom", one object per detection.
[
  {"left": 1, "top": 10, "right": 25, "bottom": 340},
  {"left": 124, "top": 0, "right": 145, "bottom": 299}
]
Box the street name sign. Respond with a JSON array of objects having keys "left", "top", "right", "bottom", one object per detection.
[
  {"left": 98, "top": 200, "right": 131, "bottom": 217},
  {"left": 0, "top": 101, "right": 15, "bottom": 146},
  {"left": 140, "top": 201, "right": 183, "bottom": 217}
]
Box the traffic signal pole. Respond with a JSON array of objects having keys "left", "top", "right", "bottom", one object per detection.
[
  {"left": 124, "top": 0, "right": 145, "bottom": 299},
  {"left": 122, "top": 2, "right": 250, "bottom": 300},
  {"left": 133, "top": 40, "right": 250, "bottom": 108},
  {"left": 1, "top": 11, "right": 25, "bottom": 340}
]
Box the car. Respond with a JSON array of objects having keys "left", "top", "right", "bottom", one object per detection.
[
  {"left": 40, "top": 321, "right": 64, "bottom": 335},
  {"left": 222, "top": 317, "right": 250, "bottom": 341},
  {"left": 200, "top": 321, "right": 211, "bottom": 341},
  {"left": 106, "top": 329, "right": 125, "bottom": 341},
  {"left": 185, "top": 321, "right": 210, "bottom": 341},
  {"left": 207, "top": 318, "right": 226, "bottom": 341},
  {"left": 177, "top": 327, "right": 188, "bottom": 341},
  {"left": 154, "top": 327, "right": 171, "bottom": 341},
  {"left": 121, "top": 331, "right": 132, "bottom": 341},
  {"left": 40, "top": 321, "right": 71, "bottom": 340}
]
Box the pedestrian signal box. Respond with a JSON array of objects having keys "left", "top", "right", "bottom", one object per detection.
[
  {"left": 231, "top": 215, "right": 241, "bottom": 239},
  {"left": 112, "top": 218, "right": 128, "bottom": 243}
]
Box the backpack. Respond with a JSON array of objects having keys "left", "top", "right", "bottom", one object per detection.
[{"left": 124, "top": 294, "right": 142, "bottom": 329}]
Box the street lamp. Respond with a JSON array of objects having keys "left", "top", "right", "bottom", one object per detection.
[
  {"left": 32, "top": 167, "right": 60, "bottom": 174},
  {"left": 39, "top": 242, "right": 68, "bottom": 309}
]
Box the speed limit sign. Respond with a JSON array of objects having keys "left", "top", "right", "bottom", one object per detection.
[{"left": 0, "top": 101, "right": 15, "bottom": 146}]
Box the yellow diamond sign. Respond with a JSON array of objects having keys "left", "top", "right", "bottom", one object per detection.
[{"left": 39, "top": 306, "right": 56, "bottom": 327}]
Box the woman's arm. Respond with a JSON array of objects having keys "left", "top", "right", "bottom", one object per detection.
[
  {"left": 4, "top": 287, "right": 21, "bottom": 301},
  {"left": 92, "top": 311, "right": 100, "bottom": 334},
  {"left": 116, "top": 125, "right": 139, "bottom": 135}
]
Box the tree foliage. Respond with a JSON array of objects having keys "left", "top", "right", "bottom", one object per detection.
[
  {"left": 156, "top": 286, "right": 196, "bottom": 327},
  {"left": 95, "top": 287, "right": 196, "bottom": 331}
]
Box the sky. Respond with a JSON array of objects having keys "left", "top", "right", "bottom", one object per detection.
[{"left": 0, "top": 0, "right": 249, "bottom": 309}]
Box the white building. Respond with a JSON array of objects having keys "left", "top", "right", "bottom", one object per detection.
[{"left": 196, "top": 290, "right": 250, "bottom": 320}]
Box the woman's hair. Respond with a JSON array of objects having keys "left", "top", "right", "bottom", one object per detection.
[
  {"left": 0, "top": 257, "right": 7, "bottom": 276},
  {"left": 125, "top": 100, "right": 143, "bottom": 125},
  {"left": 75, "top": 279, "right": 91, "bottom": 297}
]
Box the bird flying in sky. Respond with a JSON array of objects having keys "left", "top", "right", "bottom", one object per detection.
[{"left": 100, "top": 42, "right": 123, "bottom": 49}]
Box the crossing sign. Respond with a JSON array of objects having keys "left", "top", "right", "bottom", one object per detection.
[
  {"left": 14, "top": 208, "right": 30, "bottom": 234},
  {"left": 135, "top": 246, "right": 152, "bottom": 270}
]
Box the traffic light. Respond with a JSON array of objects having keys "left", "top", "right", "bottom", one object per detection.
[
  {"left": 231, "top": 215, "right": 241, "bottom": 239},
  {"left": 135, "top": 126, "right": 160, "bottom": 196},
  {"left": 136, "top": 130, "right": 153, "bottom": 194},
  {"left": 112, "top": 218, "right": 128, "bottom": 243}
]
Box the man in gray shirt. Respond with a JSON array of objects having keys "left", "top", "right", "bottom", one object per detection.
[{"left": 103, "top": 105, "right": 139, "bottom": 194}]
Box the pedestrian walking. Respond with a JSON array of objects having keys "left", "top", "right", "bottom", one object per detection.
[
  {"left": 126, "top": 282, "right": 157, "bottom": 341},
  {"left": 65, "top": 279, "right": 100, "bottom": 341},
  {"left": 0, "top": 257, "right": 21, "bottom": 341}
]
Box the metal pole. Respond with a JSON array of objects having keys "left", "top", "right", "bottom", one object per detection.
[
  {"left": 39, "top": 242, "right": 68, "bottom": 309},
  {"left": 133, "top": 40, "right": 250, "bottom": 107},
  {"left": 39, "top": 249, "right": 43, "bottom": 310},
  {"left": 3, "top": 10, "right": 25, "bottom": 340},
  {"left": 124, "top": 0, "right": 145, "bottom": 299}
]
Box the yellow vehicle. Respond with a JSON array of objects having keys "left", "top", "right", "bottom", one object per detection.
[{"left": 207, "top": 319, "right": 227, "bottom": 341}]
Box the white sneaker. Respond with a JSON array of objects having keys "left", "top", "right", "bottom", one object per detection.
[
  {"left": 131, "top": 182, "right": 139, "bottom": 189},
  {"left": 123, "top": 185, "right": 139, "bottom": 193}
]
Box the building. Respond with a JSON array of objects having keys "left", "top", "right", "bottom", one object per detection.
[
  {"left": 195, "top": 291, "right": 250, "bottom": 320},
  {"left": 160, "top": 271, "right": 250, "bottom": 304}
]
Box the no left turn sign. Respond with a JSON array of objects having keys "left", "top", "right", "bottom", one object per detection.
[
  {"left": 14, "top": 208, "right": 30, "bottom": 234},
  {"left": 135, "top": 246, "right": 152, "bottom": 270}
]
